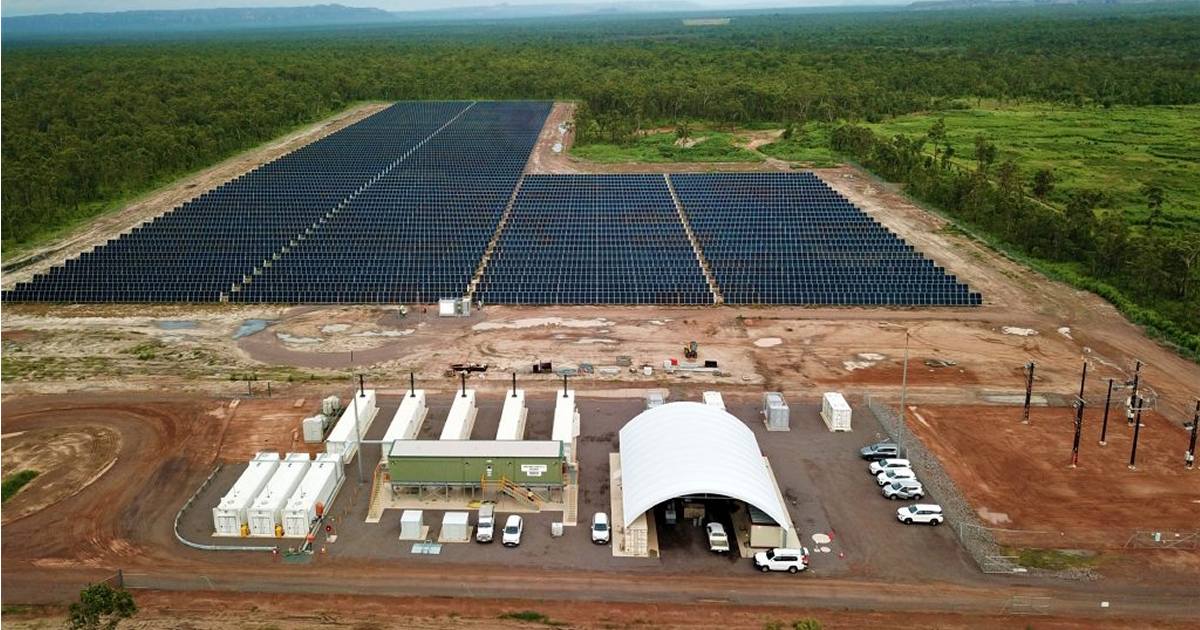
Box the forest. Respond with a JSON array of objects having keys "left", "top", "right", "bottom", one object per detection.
[{"left": 1, "top": 4, "right": 1197, "bottom": 349}]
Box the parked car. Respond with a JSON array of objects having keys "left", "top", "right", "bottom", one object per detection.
[
  {"left": 876, "top": 467, "right": 917, "bottom": 486},
  {"left": 882, "top": 479, "right": 925, "bottom": 500},
  {"left": 869, "top": 458, "right": 911, "bottom": 475},
  {"left": 753, "top": 547, "right": 810, "bottom": 573},
  {"left": 502, "top": 514, "right": 523, "bottom": 547},
  {"left": 475, "top": 503, "right": 495, "bottom": 543},
  {"left": 706, "top": 522, "right": 730, "bottom": 553},
  {"left": 591, "top": 512, "right": 610, "bottom": 544},
  {"left": 897, "top": 504, "right": 944, "bottom": 526},
  {"left": 859, "top": 441, "right": 899, "bottom": 461}
]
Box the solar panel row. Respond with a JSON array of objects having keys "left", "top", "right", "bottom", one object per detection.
[
  {"left": 3, "top": 101, "right": 980, "bottom": 307},
  {"left": 669, "top": 172, "right": 982, "bottom": 306}
]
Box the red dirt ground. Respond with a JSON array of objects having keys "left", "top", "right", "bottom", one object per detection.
[{"left": 910, "top": 404, "right": 1200, "bottom": 550}]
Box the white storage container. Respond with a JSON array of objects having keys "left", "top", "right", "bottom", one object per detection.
[
  {"left": 702, "top": 391, "right": 726, "bottom": 410},
  {"left": 645, "top": 391, "right": 665, "bottom": 409},
  {"left": 552, "top": 389, "right": 580, "bottom": 463},
  {"left": 496, "top": 389, "right": 527, "bottom": 440},
  {"left": 321, "top": 395, "right": 340, "bottom": 417},
  {"left": 212, "top": 452, "right": 280, "bottom": 536},
  {"left": 763, "top": 392, "right": 790, "bottom": 431},
  {"left": 301, "top": 415, "right": 325, "bottom": 443},
  {"left": 821, "top": 392, "right": 853, "bottom": 432},
  {"left": 281, "top": 452, "right": 343, "bottom": 537},
  {"left": 383, "top": 389, "right": 427, "bottom": 444},
  {"left": 440, "top": 389, "right": 476, "bottom": 440},
  {"left": 441, "top": 511, "right": 470, "bottom": 542},
  {"left": 247, "top": 453, "right": 311, "bottom": 536},
  {"left": 326, "top": 389, "right": 378, "bottom": 463},
  {"left": 400, "top": 510, "right": 424, "bottom": 540}
]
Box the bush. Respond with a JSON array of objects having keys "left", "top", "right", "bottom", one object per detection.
[{"left": 1, "top": 470, "right": 39, "bottom": 502}]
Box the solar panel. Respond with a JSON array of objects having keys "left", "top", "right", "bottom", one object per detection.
[
  {"left": 476, "top": 174, "right": 713, "bottom": 305},
  {"left": 668, "top": 172, "right": 981, "bottom": 306}
]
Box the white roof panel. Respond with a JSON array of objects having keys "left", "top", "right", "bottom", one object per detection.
[{"left": 618, "top": 402, "right": 790, "bottom": 531}]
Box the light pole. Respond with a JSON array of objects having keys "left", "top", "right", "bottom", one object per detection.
[
  {"left": 898, "top": 329, "right": 910, "bottom": 457},
  {"left": 351, "top": 373, "right": 366, "bottom": 484}
]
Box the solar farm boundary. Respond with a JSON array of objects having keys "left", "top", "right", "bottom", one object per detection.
[
  {"left": 464, "top": 173, "right": 526, "bottom": 303},
  {"left": 664, "top": 173, "right": 723, "bottom": 305},
  {"left": 223, "top": 101, "right": 478, "bottom": 302}
]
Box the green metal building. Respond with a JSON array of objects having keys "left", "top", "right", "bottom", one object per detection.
[{"left": 387, "top": 440, "right": 565, "bottom": 488}]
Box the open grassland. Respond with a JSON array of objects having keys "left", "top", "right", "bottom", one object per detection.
[
  {"left": 866, "top": 103, "right": 1200, "bottom": 231},
  {"left": 570, "top": 131, "right": 762, "bottom": 164}
]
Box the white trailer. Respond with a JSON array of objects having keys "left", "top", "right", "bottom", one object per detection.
[
  {"left": 553, "top": 389, "right": 580, "bottom": 464},
  {"left": 440, "top": 389, "right": 476, "bottom": 440},
  {"left": 281, "top": 452, "right": 344, "bottom": 537},
  {"left": 326, "top": 389, "right": 379, "bottom": 463},
  {"left": 702, "top": 391, "right": 726, "bottom": 410},
  {"left": 495, "top": 389, "right": 527, "bottom": 440},
  {"left": 821, "top": 392, "right": 853, "bottom": 432},
  {"left": 212, "top": 452, "right": 280, "bottom": 536},
  {"left": 383, "top": 390, "right": 427, "bottom": 444},
  {"left": 247, "top": 453, "right": 311, "bottom": 537}
]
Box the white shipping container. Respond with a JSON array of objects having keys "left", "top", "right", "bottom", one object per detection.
[
  {"left": 495, "top": 389, "right": 527, "bottom": 440},
  {"left": 281, "top": 452, "right": 343, "bottom": 537},
  {"left": 326, "top": 389, "right": 378, "bottom": 463},
  {"left": 702, "top": 391, "right": 726, "bottom": 410},
  {"left": 552, "top": 389, "right": 580, "bottom": 463},
  {"left": 302, "top": 415, "right": 325, "bottom": 443},
  {"left": 247, "top": 453, "right": 311, "bottom": 536},
  {"left": 441, "top": 511, "right": 470, "bottom": 542},
  {"left": 821, "top": 392, "right": 853, "bottom": 432},
  {"left": 383, "top": 389, "right": 427, "bottom": 444},
  {"left": 213, "top": 452, "right": 280, "bottom": 536},
  {"left": 440, "top": 389, "right": 477, "bottom": 440}
]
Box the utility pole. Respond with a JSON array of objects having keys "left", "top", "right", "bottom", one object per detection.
[
  {"left": 1126, "top": 360, "right": 1142, "bottom": 427},
  {"left": 1099, "top": 378, "right": 1113, "bottom": 446},
  {"left": 1071, "top": 361, "right": 1087, "bottom": 468},
  {"left": 898, "top": 330, "right": 910, "bottom": 457},
  {"left": 511, "top": 372, "right": 518, "bottom": 398},
  {"left": 460, "top": 371, "right": 467, "bottom": 397},
  {"left": 409, "top": 371, "right": 416, "bottom": 398},
  {"left": 562, "top": 374, "right": 569, "bottom": 398},
  {"left": 1186, "top": 400, "right": 1198, "bottom": 469},
  {"left": 1022, "top": 361, "right": 1036, "bottom": 424},
  {"left": 1129, "top": 402, "right": 1145, "bottom": 470},
  {"left": 351, "top": 373, "right": 366, "bottom": 484}
]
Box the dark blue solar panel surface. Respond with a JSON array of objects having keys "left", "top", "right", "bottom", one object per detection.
[
  {"left": 233, "top": 101, "right": 550, "bottom": 303},
  {"left": 669, "top": 172, "right": 981, "bottom": 306},
  {"left": 476, "top": 174, "right": 713, "bottom": 305}
]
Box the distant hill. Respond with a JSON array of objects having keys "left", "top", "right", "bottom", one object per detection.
[
  {"left": 906, "top": 0, "right": 1140, "bottom": 9},
  {"left": 1, "top": 4, "right": 396, "bottom": 38},
  {"left": 389, "top": 2, "right": 703, "bottom": 22}
]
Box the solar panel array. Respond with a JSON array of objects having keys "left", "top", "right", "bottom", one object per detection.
[
  {"left": 232, "top": 101, "right": 550, "bottom": 303},
  {"left": 4, "top": 101, "right": 980, "bottom": 307},
  {"left": 476, "top": 174, "right": 712, "bottom": 305},
  {"left": 669, "top": 172, "right": 981, "bottom": 305}
]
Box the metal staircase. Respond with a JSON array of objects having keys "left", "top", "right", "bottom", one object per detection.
[{"left": 481, "top": 474, "right": 543, "bottom": 511}]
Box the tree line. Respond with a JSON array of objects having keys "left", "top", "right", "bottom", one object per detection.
[
  {"left": 830, "top": 122, "right": 1200, "bottom": 355},
  {"left": 4, "top": 5, "right": 1199, "bottom": 250}
]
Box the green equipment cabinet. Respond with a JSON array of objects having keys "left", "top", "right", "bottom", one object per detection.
[{"left": 387, "top": 440, "right": 565, "bottom": 487}]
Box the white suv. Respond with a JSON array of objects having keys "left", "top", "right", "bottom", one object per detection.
[
  {"left": 869, "top": 458, "right": 911, "bottom": 475},
  {"left": 876, "top": 468, "right": 917, "bottom": 486},
  {"left": 591, "top": 512, "right": 610, "bottom": 544},
  {"left": 897, "top": 504, "right": 944, "bottom": 526},
  {"left": 501, "top": 514, "right": 523, "bottom": 547},
  {"left": 753, "top": 547, "right": 810, "bottom": 573},
  {"left": 882, "top": 479, "right": 925, "bottom": 500}
]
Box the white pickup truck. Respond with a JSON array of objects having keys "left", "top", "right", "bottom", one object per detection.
[
  {"left": 706, "top": 522, "right": 730, "bottom": 553},
  {"left": 475, "top": 504, "right": 495, "bottom": 543}
]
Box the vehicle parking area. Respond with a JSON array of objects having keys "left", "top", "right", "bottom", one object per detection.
[{"left": 178, "top": 391, "right": 977, "bottom": 581}]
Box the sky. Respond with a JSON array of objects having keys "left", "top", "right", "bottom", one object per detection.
[{"left": 1, "top": 0, "right": 908, "bottom": 18}]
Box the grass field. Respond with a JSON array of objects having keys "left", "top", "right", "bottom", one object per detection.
[
  {"left": 571, "top": 131, "right": 762, "bottom": 163},
  {"left": 755, "top": 125, "right": 840, "bottom": 167},
  {"left": 865, "top": 103, "right": 1200, "bottom": 231}
]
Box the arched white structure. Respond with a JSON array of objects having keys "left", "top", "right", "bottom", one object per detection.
[{"left": 618, "top": 402, "right": 790, "bottom": 531}]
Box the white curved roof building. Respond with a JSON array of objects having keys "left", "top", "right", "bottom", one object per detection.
[{"left": 618, "top": 401, "right": 791, "bottom": 533}]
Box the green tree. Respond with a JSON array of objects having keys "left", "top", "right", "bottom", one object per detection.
[
  {"left": 1031, "top": 169, "right": 1055, "bottom": 199},
  {"left": 973, "top": 135, "right": 997, "bottom": 174},
  {"left": 68, "top": 583, "right": 136, "bottom": 630},
  {"left": 1141, "top": 183, "right": 1165, "bottom": 230}
]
